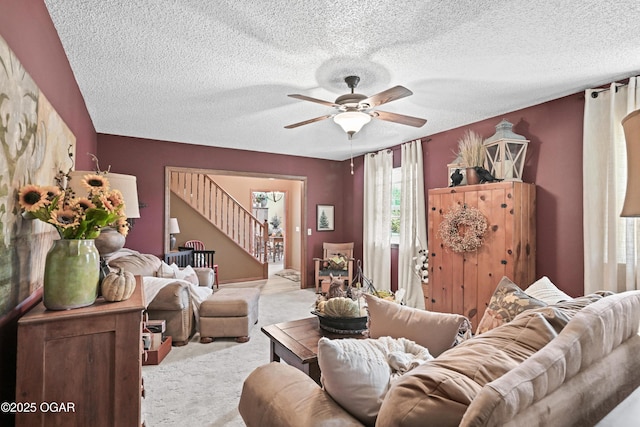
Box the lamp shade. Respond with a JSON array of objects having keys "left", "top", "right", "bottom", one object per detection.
[
  {"left": 68, "top": 171, "right": 140, "bottom": 219},
  {"left": 169, "top": 217, "right": 180, "bottom": 234},
  {"left": 333, "top": 111, "right": 371, "bottom": 137},
  {"left": 621, "top": 109, "right": 640, "bottom": 217}
]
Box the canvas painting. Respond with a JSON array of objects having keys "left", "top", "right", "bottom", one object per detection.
[{"left": 0, "top": 35, "right": 76, "bottom": 317}]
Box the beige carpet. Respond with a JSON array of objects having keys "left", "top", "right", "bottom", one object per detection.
[{"left": 141, "top": 273, "right": 317, "bottom": 426}]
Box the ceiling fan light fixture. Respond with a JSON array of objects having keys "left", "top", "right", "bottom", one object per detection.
[{"left": 334, "top": 111, "right": 371, "bottom": 138}]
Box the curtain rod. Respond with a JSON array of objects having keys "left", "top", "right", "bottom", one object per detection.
[
  {"left": 368, "top": 149, "right": 392, "bottom": 157},
  {"left": 368, "top": 137, "right": 432, "bottom": 157},
  {"left": 590, "top": 81, "right": 628, "bottom": 98}
]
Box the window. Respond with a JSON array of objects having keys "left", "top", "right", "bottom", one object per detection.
[{"left": 390, "top": 167, "right": 401, "bottom": 244}]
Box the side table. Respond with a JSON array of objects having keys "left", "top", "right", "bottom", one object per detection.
[{"left": 261, "top": 316, "right": 365, "bottom": 385}]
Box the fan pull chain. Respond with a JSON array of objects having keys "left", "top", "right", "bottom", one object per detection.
[{"left": 350, "top": 140, "right": 354, "bottom": 175}]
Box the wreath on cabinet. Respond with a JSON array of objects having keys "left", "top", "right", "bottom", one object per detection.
[{"left": 439, "top": 204, "right": 488, "bottom": 253}]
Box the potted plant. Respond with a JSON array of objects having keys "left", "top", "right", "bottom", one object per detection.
[
  {"left": 18, "top": 160, "right": 128, "bottom": 310},
  {"left": 456, "top": 130, "right": 485, "bottom": 185}
]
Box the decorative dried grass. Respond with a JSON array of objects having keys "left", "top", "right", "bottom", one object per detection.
[{"left": 457, "top": 130, "right": 485, "bottom": 167}]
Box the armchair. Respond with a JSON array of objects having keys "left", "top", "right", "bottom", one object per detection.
[
  {"left": 313, "top": 242, "right": 354, "bottom": 294},
  {"left": 108, "top": 251, "right": 215, "bottom": 346}
]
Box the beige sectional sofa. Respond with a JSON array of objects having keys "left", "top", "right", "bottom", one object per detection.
[
  {"left": 107, "top": 251, "right": 214, "bottom": 345},
  {"left": 239, "top": 290, "right": 640, "bottom": 427}
]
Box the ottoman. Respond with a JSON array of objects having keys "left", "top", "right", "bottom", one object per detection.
[{"left": 199, "top": 287, "right": 260, "bottom": 343}]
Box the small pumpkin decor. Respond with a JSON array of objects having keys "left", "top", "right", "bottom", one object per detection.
[
  {"left": 313, "top": 276, "right": 368, "bottom": 334},
  {"left": 101, "top": 268, "right": 136, "bottom": 302}
]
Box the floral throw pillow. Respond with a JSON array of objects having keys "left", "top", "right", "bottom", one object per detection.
[
  {"left": 327, "top": 254, "right": 348, "bottom": 270},
  {"left": 475, "top": 276, "right": 547, "bottom": 335}
]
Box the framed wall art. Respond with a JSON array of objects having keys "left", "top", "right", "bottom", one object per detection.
[
  {"left": 0, "top": 35, "right": 76, "bottom": 318},
  {"left": 316, "top": 205, "right": 334, "bottom": 231}
]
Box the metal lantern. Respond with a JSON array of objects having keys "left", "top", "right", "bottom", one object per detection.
[{"left": 483, "top": 119, "right": 529, "bottom": 181}]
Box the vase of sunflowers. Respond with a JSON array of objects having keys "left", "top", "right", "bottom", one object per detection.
[{"left": 19, "top": 169, "right": 128, "bottom": 310}]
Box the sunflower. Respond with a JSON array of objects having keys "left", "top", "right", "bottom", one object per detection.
[
  {"left": 41, "top": 185, "right": 61, "bottom": 200},
  {"left": 114, "top": 216, "right": 130, "bottom": 237},
  {"left": 98, "top": 194, "right": 115, "bottom": 212},
  {"left": 81, "top": 174, "right": 110, "bottom": 193},
  {"left": 106, "top": 189, "right": 124, "bottom": 211},
  {"left": 18, "top": 162, "right": 129, "bottom": 239},
  {"left": 71, "top": 197, "right": 95, "bottom": 212},
  {"left": 18, "top": 185, "right": 48, "bottom": 212},
  {"left": 49, "top": 209, "right": 80, "bottom": 229}
]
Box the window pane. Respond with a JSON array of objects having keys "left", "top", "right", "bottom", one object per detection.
[{"left": 391, "top": 168, "right": 401, "bottom": 244}]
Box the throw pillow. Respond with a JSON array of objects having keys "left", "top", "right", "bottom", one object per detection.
[
  {"left": 317, "top": 336, "right": 433, "bottom": 426},
  {"left": 327, "top": 254, "right": 348, "bottom": 270},
  {"left": 476, "top": 276, "right": 547, "bottom": 335},
  {"left": 157, "top": 261, "right": 176, "bottom": 279},
  {"left": 365, "top": 293, "right": 469, "bottom": 357},
  {"left": 169, "top": 263, "right": 199, "bottom": 286},
  {"left": 524, "top": 276, "right": 572, "bottom": 304}
]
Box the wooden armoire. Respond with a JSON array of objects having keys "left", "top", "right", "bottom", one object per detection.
[{"left": 425, "top": 182, "right": 536, "bottom": 329}]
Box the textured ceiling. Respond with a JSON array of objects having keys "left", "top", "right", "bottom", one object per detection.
[{"left": 44, "top": 0, "right": 640, "bottom": 161}]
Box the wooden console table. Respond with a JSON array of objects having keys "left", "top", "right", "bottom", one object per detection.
[
  {"left": 261, "top": 316, "right": 364, "bottom": 384},
  {"left": 15, "top": 278, "right": 145, "bottom": 427}
]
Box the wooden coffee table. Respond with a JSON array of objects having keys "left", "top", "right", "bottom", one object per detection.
[{"left": 261, "top": 316, "right": 365, "bottom": 385}]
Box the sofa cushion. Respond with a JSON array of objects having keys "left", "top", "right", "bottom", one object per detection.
[
  {"left": 157, "top": 260, "right": 175, "bottom": 279},
  {"left": 476, "top": 276, "right": 547, "bottom": 335},
  {"left": 317, "top": 336, "right": 433, "bottom": 426},
  {"left": 365, "top": 293, "right": 469, "bottom": 357},
  {"left": 107, "top": 252, "right": 161, "bottom": 276},
  {"left": 524, "top": 276, "right": 572, "bottom": 304},
  {"left": 377, "top": 309, "right": 561, "bottom": 427},
  {"left": 461, "top": 291, "right": 640, "bottom": 427}
]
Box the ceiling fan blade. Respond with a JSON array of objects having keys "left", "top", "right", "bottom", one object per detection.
[
  {"left": 372, "top": 110, "right": 427, "bottom": 128},
  {"left": 360, "top": 86, "right": 413, "bottom": 108},
  {"left": 288, "top": 94, "right": 337, "bottom": 107},
  {"left": 284, "top": 114, "right": 334, "bottom": 129}
]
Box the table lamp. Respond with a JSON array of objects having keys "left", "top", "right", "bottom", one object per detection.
[
  {"left": 68, "top": 171, "right": 140, "bottom": 256},
  {"left": 169, "top": 217, "right": 180, "bottom": 250}
]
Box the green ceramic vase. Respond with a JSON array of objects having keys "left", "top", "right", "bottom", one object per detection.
[{"left": 43, "top": 239, "right": 100, "bottom": 310}]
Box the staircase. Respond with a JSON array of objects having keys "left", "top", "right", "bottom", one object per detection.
[{"left": 169, "top": 170, "right": 269, "bottom": 275}]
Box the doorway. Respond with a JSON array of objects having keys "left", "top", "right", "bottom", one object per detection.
[
  {"left": 165, "top": 167, "right": 307, "bottom": 287},
  {"left": 252, "top": 190, "right": 286, "bottom": 275}
]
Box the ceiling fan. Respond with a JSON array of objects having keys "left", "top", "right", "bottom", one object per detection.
[{"left": 285, "top": 76, "right": 427, "bottom": 138}]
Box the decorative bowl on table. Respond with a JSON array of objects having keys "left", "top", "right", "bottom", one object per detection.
[{"left": 311, "top": 310, "right": 368, "bottom": 335}]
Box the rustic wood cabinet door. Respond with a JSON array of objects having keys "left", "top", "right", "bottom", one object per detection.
[
  {"left": 426, "top": 182, "right": 536, "bottom": 329},
  {"left": 15, "top": 278, "right": 145, "bottom": 427}
]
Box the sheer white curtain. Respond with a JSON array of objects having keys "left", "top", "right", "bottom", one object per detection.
[
  {"left": 397, "top": 140, "right": 427, "bottom": 308},
  {"left": 583, "top": 77, "right": 640, "bottom": 294},
  {"left": 363, "top": 149, "right": 392, "bottom": 291}
]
